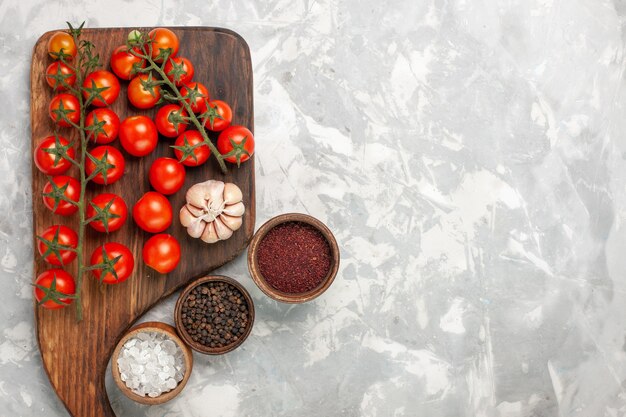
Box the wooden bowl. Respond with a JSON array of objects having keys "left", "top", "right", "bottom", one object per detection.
[
  {"left": 247, "top": 213, "right": 340, "bottom": 303},
  {"left": 174, "top": 275, "right": 255, "bottom": 355},
  {"left": 111, "top": 321, "right": 193, "bottom": 405}
]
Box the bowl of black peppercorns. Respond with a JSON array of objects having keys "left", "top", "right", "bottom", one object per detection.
[{"left": 174, "top": 275, "right": 255, "bottom": 355}]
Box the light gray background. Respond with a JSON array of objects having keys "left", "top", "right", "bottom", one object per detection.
[{"left": 1, "top": 0, "right": 626, "bottom": 416}]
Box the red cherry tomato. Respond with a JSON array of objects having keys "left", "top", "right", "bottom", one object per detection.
[
  {"left": 90, "top": 242, "right": 135, "bottom": 284},
  {"left": 83, "top": 70, "right": 120, "bottom": 107},
  {"left": 34, "top": 136, "right": 75, "bottom": 175},
  {"left": 110, "top": 45, "right": 146, "bottom": 80},
  {"left": 173, "top": 130, "right": 210, "bottom": 167},
  {"left": 119, "top": 115, "right": 158, "bottom": 157},
  {"left": 37, "top": 225, "right": 78, "bottom": 265},
  {"left": 203, "top": 100, "right": 233, "bottom": 132},
  {"left": 34, "top": 269, "right": 76, "bottom": 309},
  {"left": 49, "top": 93, "right": 79, "bottom": 128},
  {"left": 180, "top": 82, "right": 209, "bottom": 113},
  {"left": 85, "top": 108, "right": 120, "bottom": 144},
  {"left": 217, "top": 125, "right": 255, "bottom": 166},
  {"left": 149, "top": 157, "right": 186, "bottom": 195},
  {"left": 85, "top": 146, "right": 125, "bottom": 185},
  {"left": 164, "top": 57, "right": 194, "bottom": 86},
  {"left": 148, "top": 28, "right": 179, "bottom": 62},
  {"left": 47, "top": 32, "right": 77, "bottom": 60},
  {"left": 45, "top": 62, "right": 76, "bottom": 91},
  {"left": 42, "top": 175, "right": 80, "bottom": 216},
  {"left": 142, "top": 234, "right": 181, "bottom": 274},
  {"left": 133, "top": 192, "right": 173, "bottom": 233},
  {"left": 128, "top": 74, "right": 161, "bottom": 109},
  {"left": 155, "top": 104, "right": 188, "bottom": 138},
  {"left": 86, "top": 193, "right": 128, "bottom": 233}
]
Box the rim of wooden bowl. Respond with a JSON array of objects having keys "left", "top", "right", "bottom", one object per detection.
[
  {"left": 174, "top": 275, "right": 255, "bottom": 355},
  {"left": 247, "top": 213, "right": 340, "bottom": 303},
  {"left": 111, "top": 321, "right": 194, "bottom": 405}
]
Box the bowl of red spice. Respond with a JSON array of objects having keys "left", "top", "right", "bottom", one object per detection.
[
  {"left": 247, "top": 213, "right": 340, "bottom": 303},
  {"left": 174, "top": 275, "right": 255, "bottom": 355}
]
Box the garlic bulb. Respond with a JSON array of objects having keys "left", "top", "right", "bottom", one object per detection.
[{"left": 179, "top": 180, "right": 245, "bottom": 243}]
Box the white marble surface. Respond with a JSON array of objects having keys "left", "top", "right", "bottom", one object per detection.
[{"left": 2, "top": 0, "right": 626, "bottom": 415}]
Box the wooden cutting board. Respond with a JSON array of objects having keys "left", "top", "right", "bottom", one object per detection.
[{"left": 31, "top": 27, "right": 255, "bottom": 417}]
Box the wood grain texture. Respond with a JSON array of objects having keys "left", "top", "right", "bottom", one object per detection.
[{"left": 31, "top": 27, "right": 255, "bottom": 417}]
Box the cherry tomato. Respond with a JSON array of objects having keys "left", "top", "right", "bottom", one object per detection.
[
  {"left": 85, "top": 146, "right": 125, "bottom": 185},
  {"left": 217, "top": 125, "right": 255, "bottom": 166},
  {"left": 110, "top": 45, "right": 145, "bottom": 80},
  {"left": 37, "top": 225, "right": 78, "bottom": 265},
  {"left": 203, "top": 100, "right": 233, "bottom": 132},
  {"left": 164, "top": 57, "right": 194, "bottom": 86},
  {"left": 133, "top": 192, "right": 173, "bottom": 233},
  {"left": 34, "top": 136, "right": 75, "bottom": 175},
  {"left": 155, "top": 104, "right": 188, "bottom": 138},
  {"left": 142, "top": 234, "right": 180, "bottom": 274},
  {"left": 47, "top": 32, "right": 77, "bottom": 60},
  {"left": 119, "top": 115, "right": 158, "bottom": 157},
  {"left": 42, "top": 175, "right": 80, "bottom": 216},
  {"left": 86, "top": 193, "right": 128, "bottom": 233},
  {"left": 34, "top": 269, "right": 76, "bottom": 309},
  {"left": 149, "top": 157, "right": 186, "bottom": 195},
  {"left": 49, "top": 93, "right": 79, "bottom": 128},
  {"left": 148, "top": 28, "right": 179, "bottom": 62},
  {"left": 180, "top": 82, "right": 209, "bottom": 113},
  {"left": 173, "top": 130, "right": 210, "bottom": 167},
  {"left": 90, "top": 242, "right": 134, "bottom": 284},
  {"left": 128, "top": 74, "right": 161, "bottom": 109},
  {"left": 83, "top": 70, "right": 120, "bottom": 107},
  {"left": 45, "top": 62, "right": 76, "bottom": 91},
  {"left": 85, "top": 108, "right": 120, "bottom": 144}
]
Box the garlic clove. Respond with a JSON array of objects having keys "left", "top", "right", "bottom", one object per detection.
[
  {"left": 179, "top": 206, "right": 195, "bottom": 227},
  {"left": 201, "top": 222, "right": 219, "bottom": 243},
  {"left": 187, "top": 204, "right": 205, "bottom": 217},
  {"left": 187, "top": 219, "right": 205, "bottom": 238},
  {"left": 223, "top": 183, "right": 243, "bottom": 205},
  {"left": 206, "top": 180, "right": 225, "bottom": 210},
  {"left": 186, "top": 183, "right": 207, "bottom": 208},
  {"left": 214, "top": 216, "right": 233, "bottom": 241},
  {"left": 220, "top": 214, "right": 243, "bottom": 231},
  {"left": 223, "top": 201, "right": 245, "bottom": 217}
]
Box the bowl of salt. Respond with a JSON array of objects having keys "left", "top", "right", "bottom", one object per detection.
[{"left": 111, "top": 321, "right": 193, "bottom": 405}]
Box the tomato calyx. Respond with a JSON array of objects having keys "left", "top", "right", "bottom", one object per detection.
[
  {"left": 50, "top": 99, "right": 77, "bottom": 127},
  {"left": 153, "top": 47, "right": 173, "bottom": 64},
  {"left": 42, "top": 177, "right": 78, "bottom": 212},
  {"left": 199, "top": 103, "right": 223, "bottom": 130},
  {"left": 42, "top": 134, "right": 76, "bottom": 166},
  {"left": 89, "top": 245, "right": 123, "bottom": 283},
  {"left": 85, "top": 112, "right": 108, "bottom": 142},
  {"left": 223, "top": 136, "right": 252, "bottom": 167},
  {"left": 139, "top": 72, "right": 163, "bottom": 98},
  {"left": 171, "top": 134, "right": 204, "bottom": 164},
  {"left": 82, "top": 79, "right": 111, "bottom": 107},
  {"left": 86, "top": 149, "right": 116, "bottom": 184},
  {"left": 36, "top": 227, "right": 76, "bottom": 265},
  {"left": 32, "top": 271, "right": 77, "bottom": 307},
  {"left": 47, "top": 64, "right": 76, "bottom": 90},
  {"left": 182, "top": 84, "right": 206, "bottom": 107},
  {"left": 165, "top": 57, "right": 187, "bottom": 84},
  {"left": 167, "top": 107, "right": 187, "bottom": 134},
  {"left": 86, "top": 198, "right": 121, "bottom": 233}
]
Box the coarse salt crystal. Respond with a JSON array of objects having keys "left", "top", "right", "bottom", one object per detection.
[{"left": 117, "top": 331, "right": 185, "bottom": 398}]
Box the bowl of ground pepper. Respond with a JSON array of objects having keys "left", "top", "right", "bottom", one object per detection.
[
  {"left": 174, "top": 275, "right": 255, "bottom": 355},
  {"left": 247, "top": 213, "right": 340, "bottom": 303}
]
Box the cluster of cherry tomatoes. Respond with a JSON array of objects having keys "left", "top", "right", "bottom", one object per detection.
[{"left": 34, "top": 28, "right": 255, "bottom": 310}]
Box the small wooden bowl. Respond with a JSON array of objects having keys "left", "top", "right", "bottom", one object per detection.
[
  {"left": 247, "top": 213, "right": 340, "bottom": 303},
  {"left": 111, "top": 321, "right": 193, "bottom": 405},
  {"left": 174, "top": 275, "right": 255, "bottom": 355}
]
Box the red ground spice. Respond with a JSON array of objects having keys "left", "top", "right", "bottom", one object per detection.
[{"left": 257, "top": 221, "right": 331, "bottom": 294}]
